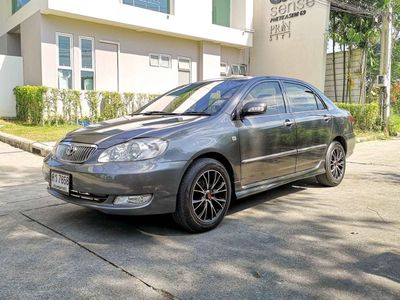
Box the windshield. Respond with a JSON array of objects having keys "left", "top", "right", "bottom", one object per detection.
[{"left": 139, "top": 80, "right": 247, "bottom": 115}]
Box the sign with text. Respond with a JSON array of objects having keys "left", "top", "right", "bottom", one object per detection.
[{"left": 269, "top": 0, "right": 316, "bottom": 41}]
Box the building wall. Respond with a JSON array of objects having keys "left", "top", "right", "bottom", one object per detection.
[
  {"left": 250, "top": 0, "right": 330, "bottom": 90},
  {"left": 0, "top": 54, "right": 23, "bottom": 117},
  {"left": 20, "top": 12, "right": 42, "bottom": 85},
  {"left": 40, "top": 14, "right": 246, "bottom": 94},
  {"left": 221, "top": 46, "right": 244, "bottom": 69}
]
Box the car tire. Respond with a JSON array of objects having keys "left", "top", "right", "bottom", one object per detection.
[
  {"left": 172, "top": 158, "right": 232, "bottom": 233},
  {"left": 317, "top": 141, "right": 346, "bottom": 187}
]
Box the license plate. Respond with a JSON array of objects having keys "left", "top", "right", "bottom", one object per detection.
[{"left": 50, "top": 171, "right": 70, "bottom": 194}]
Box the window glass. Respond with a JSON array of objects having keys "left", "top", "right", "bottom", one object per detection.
[
  {"left": 149, "top": 54, "right": 159, "bottom": 67},
  {"left": 220, "top": 63, "right": 228, "bottom": 77},
  {"left": 58, "top": 69, "right": 72, "bottom": 90},
  {"left": 140, "top": 80, "right": 247, "bottom": 115},
  {"left": 81, "top": 39, "right": 93, "bottom": 69},
  {"left": 160, "top": 55, "right": 171, "bottom": 68},
  {"left": 243, "top": 82, "right": 286, "bottom": 115},
  {"left": 81, "top": 71, "right": 94, "bottom": 90},
  {"left": 239, "top": 65, "right": 247, "bottom": 76},
  {"left": 58, "top": 35, "right": 71, "bottom": 67},
  {"left": 122, "top": 0, "right": 169, "bottom": 14},
  {"left": 284, "top": 83, "right": 319, "bottom": 113},
  {"left": 178, "top": 58, "right": 191, "bottom": 71},
  {"left": 231, "top": 65, "right": 239, "bottom": 75},
  {"left": 12, "top": 0, "right": 30, "bottom": 14},
  {"left": 212, "top": 0, "right": 230, "bottom": 27}
]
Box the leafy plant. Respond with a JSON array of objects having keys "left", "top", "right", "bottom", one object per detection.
[
  {"left": 123, "top": 93, "right": 136, "bottom": 114},
  {"left": 85, "top": 91, "right": 100, "bottom": 123},
  {"left": 388, "top": 112, "right": 400, "bottom": 135},
  {"left": 337, "top": 102, "right": 380, "bottom": 131},
  {"left": 60, "top": 90, "right": 82, "bottom": 124},
  {"left": 13, "top": 85, "right": 48, "bottom": 125},
  {"left": 101, "top": 91, "right": 125, "bottom": 119}
]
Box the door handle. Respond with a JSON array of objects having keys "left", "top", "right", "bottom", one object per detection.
[
  {"left": 324, "top": 115, "right": 332, "bottom": 122},
  {"left": 284, "top": 119, "right": 294, "bottom": 127}
]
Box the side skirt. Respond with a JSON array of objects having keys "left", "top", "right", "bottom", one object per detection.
[{"left": 235, "top": 161, "right": 325, "bottom": 200}]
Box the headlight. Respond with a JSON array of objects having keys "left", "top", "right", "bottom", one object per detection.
[
  {"left": 51, "top": 141, "right": 61, "bottom": 155},
  {"left": 98, "top": 138, "right": 168, "bottom": 163}
]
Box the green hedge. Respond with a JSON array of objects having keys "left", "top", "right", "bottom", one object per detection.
[
  {"left": 336, "top": 102, "right": 380, "bottom": 131},
  {"left": 14, "top": 86, "right": 48, "bottom": 125},
  {"left": 13, "top": 85, "right": 159, "bottom": 125}
]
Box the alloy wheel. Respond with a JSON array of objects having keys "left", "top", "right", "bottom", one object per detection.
[
  {"left": 192, "top": 170, "right": 228, "bottom": 223},
  {"left": 330, "top": 146, "right": 345, "bottom": 180}
]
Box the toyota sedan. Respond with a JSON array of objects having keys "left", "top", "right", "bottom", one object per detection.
[{"left": 43, "top": 77, "right": 355, "bottom": 232}]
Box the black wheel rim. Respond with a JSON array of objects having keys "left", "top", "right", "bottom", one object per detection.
[
  {"left": 192, "top": 170, "right": 227, "bottom": 223},
  {"left": 330, "top": 147, "right": 345, "bottom": 180}
]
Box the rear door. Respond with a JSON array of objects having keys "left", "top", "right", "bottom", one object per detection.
[
  {"left": 282, "top": 81, "right": 333, "bottom": 172},
  {"left": 238, "top": 81, "right": 297, "bottom": 186}
]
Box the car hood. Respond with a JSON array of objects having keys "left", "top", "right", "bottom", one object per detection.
[{"left": 63, "top": 115, "right": 207, "bottom": 148}]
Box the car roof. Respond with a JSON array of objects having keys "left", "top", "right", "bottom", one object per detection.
[{"left": 200, "top": 76, "right": 317, "bottom": 87}]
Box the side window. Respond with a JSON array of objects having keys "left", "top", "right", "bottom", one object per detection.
[
  {"left": 284, "top": 83, "right": 319, "bottom": 113},
  {"left": 243, "top": 82, "right": 286, "bottom": 115}
]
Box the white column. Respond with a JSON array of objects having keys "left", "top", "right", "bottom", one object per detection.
[{"left": 199, "top": 41, "right": 221, "bottom": 80}]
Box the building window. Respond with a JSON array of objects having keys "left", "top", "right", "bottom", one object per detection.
[
  {"left": 149, "top": 53, "right": 160, "bottom": 67},
  {"left": 57, "top": 33, "right": 73, "bottom": 90},
  {"left": 80, "top": 37, "right": 95, "bottom": 90},
  {"left": 160, "top": 54, "right": 172, "bottom": 68},
  {"left": 220, "top": 62, "right": 228, "bottom": 77},
  {"left": 178, "top": 57, "right": 191, "bottom": 86},
  {"left": 239, "top": 64, "right": 247, "bottom": 76},
  {"left": 122, "top": 0, "right": 170, "bottom": 14},
  {"left": 231, "top": 64, "right": 240, "bottom": 75},
  {"left": 212, "top": 0, "right": 230, "bottom": 27},
  {"left": 12, "top": 0, "right": 30, "bottom": 14}
]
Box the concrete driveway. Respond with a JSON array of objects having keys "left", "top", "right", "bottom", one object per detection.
[{"left": 0, "top": 139, "right": 399, "bottom": 299}]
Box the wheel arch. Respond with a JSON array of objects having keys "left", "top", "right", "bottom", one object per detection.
[
  {"left": 332, "top": 136, "right": 347, "bottom": 154},
  {"left": 181, "top": 151, "right": 237, "bottom": 195}
]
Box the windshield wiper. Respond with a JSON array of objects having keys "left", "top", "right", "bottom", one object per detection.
[
  {"left": 140, "top": 111, "right": 179, "bottom": 116},
  {"left": 180, "top": 112, "right": 211, "bottom": 116}
]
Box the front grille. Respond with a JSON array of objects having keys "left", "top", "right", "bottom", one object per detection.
[
  {"left": 70, "top": 190, "right": 108, "bottom": 203},
  {"left": 55, "top": 143, "right": 97, "bottom": 163}
]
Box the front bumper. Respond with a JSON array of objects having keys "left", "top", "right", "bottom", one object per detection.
[{"left": 43, "top": 156, "right": 187, "bottom": 215}]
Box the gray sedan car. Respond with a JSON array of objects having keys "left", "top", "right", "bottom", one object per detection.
[{"left": 43, "top": 76, "right": 355, "bottom": 232}]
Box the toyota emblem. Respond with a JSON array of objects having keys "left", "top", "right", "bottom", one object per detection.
[{"left": 65, "top": 145, "right": 77, "bottom": 156}]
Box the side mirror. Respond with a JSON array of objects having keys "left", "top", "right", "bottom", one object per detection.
[{"left": 241, "top": 102, "right": 267, "bottom": 117}]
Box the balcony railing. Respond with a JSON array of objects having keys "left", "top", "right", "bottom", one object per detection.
[{"left": 122, "top": 0, "right": 170, "bottom": 14}]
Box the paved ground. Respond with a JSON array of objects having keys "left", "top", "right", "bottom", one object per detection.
[{"left": 0, "top": 140, "right": 399, "bottom": 300}]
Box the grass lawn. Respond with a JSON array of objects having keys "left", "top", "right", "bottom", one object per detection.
[
  {"left": 0, "top": 119, "right": 81, "bottom": 142},
  {"left": 354, "top": 129, "right": 390, "bottom": 141}
]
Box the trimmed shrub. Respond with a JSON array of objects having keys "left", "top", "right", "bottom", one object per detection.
[
  {"left": 336, "top": 102, "right": 380, "bottom": 131},
  {"left": 388, "top": 113, "right": 400, "bottom": 136},
  {"left": 60, "top": 90, "right": 82, "bottom": 124},
  {"left": 123, "top": 92, "right": 136, "bottom": 114},
  {"left": 100, "top": 91, "right": 125, "bottom": 119},
  {"left": 13, "top": 85, "right": 160, "bottom": 125},
  {"left": 14, "top": 85, "right": 48, "bottom": 125},
  {"left": 85, "top": 91, "right": 100, "bottom": 122}
]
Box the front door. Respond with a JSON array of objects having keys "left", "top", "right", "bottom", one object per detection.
[
  {"left": 282, "top": 81, "right": 333, "bottom": 172},
  {"left": 238, "top": 81, "right": 297, "bottom": 186}
]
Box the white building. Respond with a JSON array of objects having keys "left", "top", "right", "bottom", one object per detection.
[{"left": 0, "top": 0, "right": 331, "bottom": 117}]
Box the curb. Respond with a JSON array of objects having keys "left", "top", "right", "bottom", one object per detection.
[{"left": 0, "top": 132, "right": 52, "bottom": 157}]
